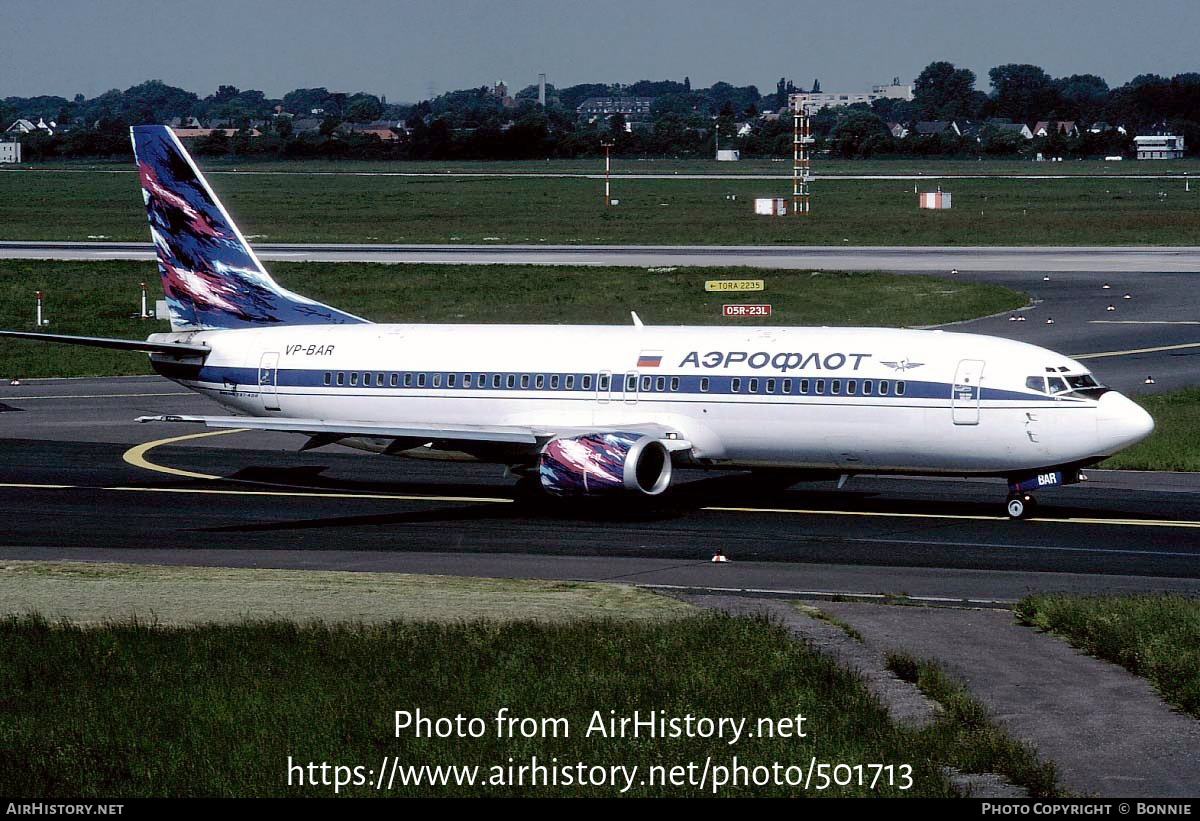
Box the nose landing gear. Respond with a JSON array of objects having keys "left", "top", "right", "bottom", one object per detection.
[
  {"left": 1005, "top": 492, "right": 1037, "bottom": 520},
  {"left": 1004, "top": 467, "right": 1085, "bottom": 519}
]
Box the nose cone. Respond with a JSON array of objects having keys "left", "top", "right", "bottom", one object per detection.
[{"left": 1096, "top": 391, "right": 1155, "bottom": 454}]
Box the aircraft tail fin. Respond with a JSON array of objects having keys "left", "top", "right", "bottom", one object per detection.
[{"left": 130, "top": 125, "right": 368, "bottom": 331}]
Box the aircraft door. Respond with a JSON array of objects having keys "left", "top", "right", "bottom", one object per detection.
[
  {"left": 951, "top": 359, "right": 984, "bottom": 425},
  {"left": 259, "top": 352, "right": 281, "bottom": 412}
]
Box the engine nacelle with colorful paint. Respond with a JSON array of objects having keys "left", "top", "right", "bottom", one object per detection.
[{"left": 538, "top": 432, "right": 673, "bottom": 496}]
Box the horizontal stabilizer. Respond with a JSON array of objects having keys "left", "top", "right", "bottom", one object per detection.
[{"left": 0, "top": 331, "right": 210, "bottom": 357}]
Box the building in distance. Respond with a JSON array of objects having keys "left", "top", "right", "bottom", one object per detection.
[
  {"left": 789, "top": 80, "right": 912, "bottom": 114},
  {"left": 1134, "top": 134, "right": 1185, "bottom": 160},
  {"left": 576, "top": 97, "right": 656, "bottom": 117}
]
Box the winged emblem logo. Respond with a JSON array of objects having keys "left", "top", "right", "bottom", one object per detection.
[{"left": 880, "top": 358, "right": 926, "bottom": 372}]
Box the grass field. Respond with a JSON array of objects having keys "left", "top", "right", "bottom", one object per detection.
[
  {"left": 0, "top": 562, "right": 698, "bottom": 626},
  {"left": 0, "top": 260, "right": 1025, "bottom": 378},
  {"left": 1016, "top": 594, "right": 1200, "bottom": 720},
  {"left": 0, "top": 563, "right": 1066, "bottom": 798},
  {"left": 2, "top": 162, "right": 1197, "bottom": 245}
]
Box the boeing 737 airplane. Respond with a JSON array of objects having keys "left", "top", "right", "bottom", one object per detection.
[{"left": 0, "top": 125, "right": 1155, "bottom": 518}]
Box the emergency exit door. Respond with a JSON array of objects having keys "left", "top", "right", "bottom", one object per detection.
[
  {"left": 951, "top": 359, "right": 984, "bottom": 425},
  {"left": 259, "top": 352, "right": 280, "bottom": 412}
]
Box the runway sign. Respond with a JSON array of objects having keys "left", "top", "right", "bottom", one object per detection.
[
  {"left": 723, "top": 304, "right": 772, "bottom": 317},
  {"left": 705, "top": 280, "right": 764, "bottom": 292}
]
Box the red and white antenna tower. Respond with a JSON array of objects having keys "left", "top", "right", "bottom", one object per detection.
[{"left": 792, "top": 101, "right": 812, "bottom": 215}]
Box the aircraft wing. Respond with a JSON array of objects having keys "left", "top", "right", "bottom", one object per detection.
[{"left": 136, "top": 414, "right": 693, "bottom": 455}]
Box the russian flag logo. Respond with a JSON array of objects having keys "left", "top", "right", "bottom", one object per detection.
[{"left": 637, "top": 351, "right": 663, "bottom": 368}]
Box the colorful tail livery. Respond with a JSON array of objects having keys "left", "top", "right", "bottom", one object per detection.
[{"left": 131, "top": 125, "right": 366, "bottom": 330}]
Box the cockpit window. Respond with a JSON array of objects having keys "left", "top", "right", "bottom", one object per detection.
[
  {"left": 1028, "top": 372, "right": 1107, "bottom": 399},
  {"left": 1065, "top": 373, "right": 1109, "bottom": 399}
]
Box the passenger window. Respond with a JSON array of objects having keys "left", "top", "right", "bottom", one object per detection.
[
  {"left": 493, "top": 374, "right": 502, "bottom": 388},
  {"left": 417, "top": 373, "right": 426, "bottom": 388},
  {"left": 336, "top": 372, "right": 345, "bottom": 386},
  {"left": 599, "top": 374, "right": 610, "bottom": 390},
  {"left": 700, "top": 377, "right": 710, "bottom": 392},
  {"left": 521, "top": 375, "right": 530, "bottom": 389},
  {"left": 323, "top": 372, "right": 331, "bottom": 386},
  {"left": 655, "top": 377, "right": 665, "bottom": 391},
  {"left": 550, "top": 375, "right": 559, "bottom": 389},
  {"left": 566, "top": 375, "right": 576, "bottom": 389},
  {"left": 732, "top": 378, "right": 742, "bottom": 392},
  {"left": 832, "top": 380, "right": 841, "bottom": 395},
  {"left": 626, "top": 374, "right": 637, "bottom": 391},
  {"left": 879, "top": 380, "right": 888, "bottom": 395},
  {"left": 816, "top": 379, "right": 825, "bottom": 394},
  {"left": 766, "top": 379, "right": 776, "bottom": 393},
  {"left": 670, "top": 377, "right": 679, "bottom": 391},
  {"left": 783, "top": 379, "right": 792, "bottom": 394},
  {"left": 582, "top": 375, "right": 592, "bottom": 390},
  {"left": 463, "top": 374, "right": 472, "bottom": 388},
  {"left": 847, "top": 380, "right": 857, "bottom": 395},
  {"left": 749, "top": 378, "right": 759, "bottom": 393},
  {"left": 535, "top": 375, "right": 544, "bottom": 389},
  {"left": 801, "top": 379, "right": 810, "bottom": 394},
  {"left": 350, "top": 373, "right": 358, "bottom": 387},
  {"left": 376, "top": 373, "right": 384, "bottom": 387},
  {"left": 641, "top": 376, "right": 652, "bottom": 392},
  {"left": 863, "top": 380, "right": 872, "bottom": 395},
  {"left": 390, "top": 373, "right": 398, "bottom": 387},
  {"left": 404, "top": 373, "right": 413, "bottom": 388},
  {"left": 507, "top": 375, "right": 516, "bottom": 389},
  {"left": 896, "top": 381, "right": 906, "bottom": 396},
  {"left": 448, "top": 374, "right": 456, "bottom": 388}
]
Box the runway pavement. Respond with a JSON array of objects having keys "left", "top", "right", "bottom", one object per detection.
[{"left": 5, "top": 239, "right": 1200, "bottom": 273}]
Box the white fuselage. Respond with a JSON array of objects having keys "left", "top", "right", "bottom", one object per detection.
[{"left": 149, "top": 323, "right": 1153, "bottom": 476}]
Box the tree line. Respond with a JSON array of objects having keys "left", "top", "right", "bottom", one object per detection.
[{"left": 4, "top": 63, "right": 1199, "bottom": 162}]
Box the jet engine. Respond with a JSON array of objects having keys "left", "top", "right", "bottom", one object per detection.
[{"left": 538, "top": 431, "right": 672, "bottom": 496}]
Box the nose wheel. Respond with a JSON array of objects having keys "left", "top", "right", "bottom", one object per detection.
[{"left": 1005, "top": 493, "right": 1036, "bottom": 519}]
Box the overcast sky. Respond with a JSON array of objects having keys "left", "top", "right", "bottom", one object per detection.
[{"left": 3, "top": 0, "right": 1198, "bottom": 104}]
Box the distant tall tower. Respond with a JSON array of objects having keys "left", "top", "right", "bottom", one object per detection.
[{"left": 539, "top": 74, "right": 546, "bottom": 107}]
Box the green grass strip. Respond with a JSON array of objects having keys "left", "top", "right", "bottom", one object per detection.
[
  {"left": 1015, "top": 594, "right": 1200, "bottom": 719},
  {"left": 3, "top": 164, "right": 1199, "bottom": 245},
  {"left": 1100, "top": 388, "right": 1200, "bottom": 471}
]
